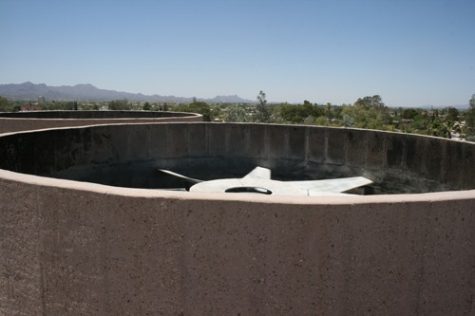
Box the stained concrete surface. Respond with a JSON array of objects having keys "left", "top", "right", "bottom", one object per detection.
[
  {"left": 0, "top": 123, "right": 474, "bottom": 315},
  {"left": 0, "top": 175, "right": 474, "bottom": 315}
]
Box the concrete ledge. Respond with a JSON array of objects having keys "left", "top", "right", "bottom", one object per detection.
[
  {"left": 0, "top": 110, "right": 203, "bottom": 133},
  {"left": 0, "top": 173, "right": 474, "bottom": 315}
]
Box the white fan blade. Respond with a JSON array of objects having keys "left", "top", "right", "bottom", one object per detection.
[
  {"left": 242, "top": 166, "right": 271, "bottom": 180},
  {"left": 289, "top": 176, "right": 372, "bottom": 194},
  {"left": 158, "top": 169, "right": 202, "bottom": 183}
]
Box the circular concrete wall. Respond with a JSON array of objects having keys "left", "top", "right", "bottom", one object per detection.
[
  {"left": 0, "top": 123, "right": 474, "bottom": 315},
  {"left": 0, "top": 110, "right": 202, "bottom": 133},
  {"left": 0, "top": 123, "right": 474, "bottom": 193}
]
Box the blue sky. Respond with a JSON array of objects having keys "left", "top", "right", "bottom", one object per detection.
[{"left": 0, "top": 0, "right": 474, "bottom": 106}]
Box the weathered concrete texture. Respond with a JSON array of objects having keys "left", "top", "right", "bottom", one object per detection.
[
  {"left": 1, "top": 123, "right": 475, "bottom": 315},
  {"left": 0, "top": 177, "right": 474, "bottom": 315},
  {"left": 0, "top": 110, "right": 202, "bottom": 133}
]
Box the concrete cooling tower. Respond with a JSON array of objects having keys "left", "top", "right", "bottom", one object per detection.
[{"left": 0, "top": 122, "right": 474, "bottom": 315}]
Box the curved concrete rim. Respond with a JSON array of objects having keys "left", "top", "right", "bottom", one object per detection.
[
  {"left": 1, "top": 123, "right": 474, "bottom": 205},
  {"left": 0, "top": 110, "right": 201, "bottom": 121},
  {"left": 0, "top": 110, "right": 203, "bottom": 134},
  {"left": 1, "top": 168, "right": 474, "bottom": 204},
  {"left": 0, "top": 121, "right": 198, "bottom": 137}
]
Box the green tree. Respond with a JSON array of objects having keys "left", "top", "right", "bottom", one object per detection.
[
  {"left": 108, "top": 99, "right": 131, "bottom": 110},
  {"left": 354, "top": 95, "right": 385, "bottom": 109},
  {"left": 80, "top": 102, "right": 100, "bottom": 111},
  {"left": 401, "top": 108, "right": 419, "bottom": 120},
  {"left": 445, "top": 107, "right": 459, "bottom": 125},
  {"left": 314, "top": 116, "right": 330, "bottom": 126},
  {"left": 279, "top": 101, "right": 324, "bottom": 124},
  {"left": 442, "top": 107, "right": 460, "bottom": 138},
  {"left": 255, "top": 90, "right": 271, "bottom": 122},
  {"left": 465, "top": 94, "right": 475, "bottom": 139},
  {"left": 223, "top": 105, "right": 250, "bottom": 122},
  {"left": 340, "top": 95, "right": 390, "bottom": 129},
  {"left": 188, "top": 101, "right": 212, "bottom": 121},
  {"left": 174, "top": 100, "right": 212, "bottom": 121},
  {"left": 143, "top": 102, "right": 151, "bottom": 111},
  {"left": 0, "top": 96, "right": 10, "bottom": 112}
]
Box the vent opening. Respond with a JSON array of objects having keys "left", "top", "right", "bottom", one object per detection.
[{"left": 225, "top": 186, "right": 272, "bottom": 195}]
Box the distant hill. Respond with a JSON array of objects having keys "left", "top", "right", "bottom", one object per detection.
[{"left": 0, "top": 82, "right": 253, "bottom": 103}]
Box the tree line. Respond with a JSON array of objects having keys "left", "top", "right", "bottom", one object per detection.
[{"left": 1, "top": 93, "right": 475, "bottom": 141}]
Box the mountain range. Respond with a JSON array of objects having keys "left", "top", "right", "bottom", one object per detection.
[{"left": 0, "top": 82, "right": 253, "bottom": 103}]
